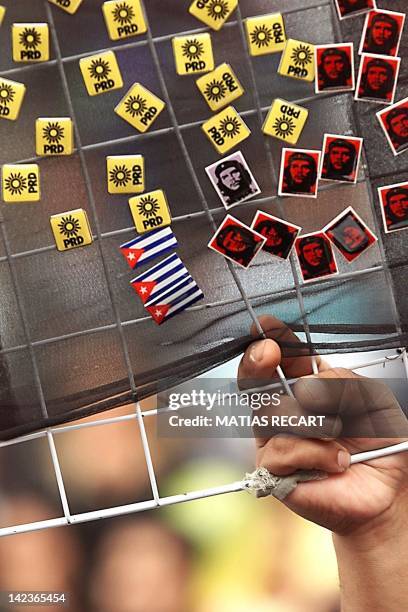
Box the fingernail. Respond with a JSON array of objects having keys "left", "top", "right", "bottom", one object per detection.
[
  {"left": 337, "top": 450, "right": 350, "bottom": 471},
  {"left": 249, "top": 341, "right": 266, "bottom": 363}
]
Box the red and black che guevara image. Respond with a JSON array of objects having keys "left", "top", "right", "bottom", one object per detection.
[
  {"left": 360, "top": 9, "right": 405, "bottom": 57},
  {"left": 295, "top": 233, "right": 338, "bottom": 282},
  {"left": 335, "top": 0, "right": 376, "bottom": 20},
  {"left": 377, "top": 97, "right": 408, "bottom": 155},
  {"left": 320, "top": 135, "right": 363, "bottom": 183},
  {"left": 208, "top": 215, "right": 266, "bottom": 269},
  {"left": 279, "top": 149, "right": 321, "bottom": 198},
  {"left": 251, "top": 211, "right": 301, "bottom": 260},
  {"left": 324, "top": 207, "right": 377, "bottom": 263},
  {"left": 356, "top": 54, "right": 400, "bottom": 104},
  {"left": 315, "top": 44, "right": 354, "bottom": 93},
  {"left": 378, "top": 182, "right": 408, "bottom": 233}
]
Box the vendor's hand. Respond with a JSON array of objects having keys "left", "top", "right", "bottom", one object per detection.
[{"left": 238, "top": 315, "right": 408, "bottom": 536}]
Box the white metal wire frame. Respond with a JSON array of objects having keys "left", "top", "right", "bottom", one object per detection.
[{"left": 0, "top": 0, "right": 406, "bottom": 537}]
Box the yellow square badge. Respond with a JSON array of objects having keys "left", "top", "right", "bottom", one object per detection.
[
  {"left": 245, "top": 13, "right": 286, "bottom": 56},
  {"left": 0, "top": 6, "right": 6, "bottom": 27},
  {"left": 129, "top": 189, "right": 172, "bottom": 234},
  {"left": 263, "top": 98, "right": 309, "bottom": 145},
  {"left": 2, "top": 164, "right": 40, "bottom": 203},
  {"left": 172, "top": 33, "right": 214, "bottom": 76},
  {"left": 107, "top": 155, "right": 145, "bottom": 194},
  {"left": 115, "top": 82, "right": 165, "bottom": 133},
  {"left": 50, "top": 209, "right": 93, "bottom": 252},
  {"left": 102, "top": 0, "right": 147, "bottom": 41},
  {"left": 12, "top": 23, "right": 49, "bottom": 63},
  {"left": 202, "top": 106, "right": 251, "bottom": 155},
  {"left": 47, "top": 0, "right": 83, "bottom": 14},
  {"left": 36, "top": 118, "right": 74, "bottom": 156},
  {"left": 0, "top": 77, "right": 26, "bottom": 121},
  {"left": 189, "top": 0, "right": 238, "bottom": 31},
  {"left": 278, "top": 39, "right": 315, "bottom": 82},
  {"left": 196, "top": 63, "right": 244, "bottom": 112},
  {"left": 80, "top": 50, "right": 123, "bottom": 96}
]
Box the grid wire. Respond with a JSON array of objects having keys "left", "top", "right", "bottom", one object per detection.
[{"left": 0, "top": 0, "right": 406, "bottom": 536}]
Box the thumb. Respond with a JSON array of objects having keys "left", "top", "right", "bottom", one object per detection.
[{"left": 238, "top": 339, "right": 282, "bottom": 390}]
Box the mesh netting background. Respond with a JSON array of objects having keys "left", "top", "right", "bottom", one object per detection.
[{"left": 0, "top": 0, "right": 407, "bottom": 440}]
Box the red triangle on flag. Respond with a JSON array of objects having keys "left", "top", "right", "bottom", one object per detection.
[
  {"left": 132, "top": 281, "right": 157, "bottom": 303},
  {"left": 146, "top": 304, "right": 170, "bottom": 325},
  {"left": 121, "top": 248, "right": 144, "bottom": 269}
]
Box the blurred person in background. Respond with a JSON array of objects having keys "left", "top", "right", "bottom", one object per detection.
[{"left": 89, "top": 518, "right": 193, "bottom": 612}]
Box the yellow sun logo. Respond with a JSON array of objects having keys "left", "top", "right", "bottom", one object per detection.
[
  {"left": 137, "top": 196, "right": 160, "bottom": 218},
  {"left": 19, "top": 27, "right": 42, "bottom": 50},
  {"left": 290, "top": 44, "right": 313, "bottom": 68},
  {"left": 4, "top": 172, "right": 27, "bottom": 196},
  {"left": 110, "top": 164, "right": 131, "bottom": 188},
  {"left": 273, "top": 116, "right": 295, "bottom": 139},
  {"left": 182, "top": 39, "right": 204, "bottom": 61},
  {"left": 204, "top": 79, "right": 227, "bottom": 103},
  {"left": 0, "top": 83, "right": 15, "bottom": 105},
  {"left": 219, "top": 115, "right": 241, "bottom": 139},
  {"left": 58, "top": 215, "right": 81, "bottom": 238},
  {"left": 125, "top": 94, "right": 148, "bottom": 117},
  {"left": 112, "top": 2, "right": 135, "bottom": 26},
  {"left": 251, "top": 25, "right": 273, "bottom": 49},
  {"left": 43, "top": 122, "right": 64, "bottom": 144},
  {"left": 88, "top": 58, "right": 111, "bottom": 81},
  {"left": 207, "top": 0, "right": 229, "bottom": 21}
]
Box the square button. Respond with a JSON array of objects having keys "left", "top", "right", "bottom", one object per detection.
[
  {"left": 0, "top": 77, "right": 26, "bottom": 121},
  {"left": 36, "top": 117, "right": 74, "bottom": 156},
  {"left": 47, "top": 0, "right": 83, "bottom": 14},
  {"left": 278, "top": 39, "right": 315, "bottom": 82},
  {"left": 79, "top": 50, "right": 123, "bottom": 96},
  {"left": 50, "top": 209, "right": 93, "bottom": 252},
  {"left": 172, "top": 33, "right": 214, "bottom": 76},
  {"left": 189, "top": 0, "right": 238, "bottom": 31},
  {"left": 245, "top": 13, "right": 286, "bottom": 56},
  {"left": 129, "top": 189, "right": 172, "bottom": 234},
  {"left": 12, "top": 23, "right": 50, "bottom": 63},
  {"left": 262, "top": 98, "right": 309, "bottom": 145},
  {"left": 102, "top": 0, "right": 147, "bottom": 41},
  {"left": 202, "top": 105, "right": 251, "bottom": 154},
  {"left": 0, "top": 6, "right": 6, "bottom": 26},
  {"left": 2, "top": 164, "right": 40, "bottom": 203},
  {"left": 107, "top": 155, "right": 145, "bottom": 194},
  {"left": 196, "top": 62, "right": 244, "bottom": 111},
  {"left": 114, "top": 82, "right": 165, "bottom": 132}
]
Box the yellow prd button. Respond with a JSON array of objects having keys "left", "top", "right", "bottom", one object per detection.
[
  {"left": 189, "top": 0, "right": 238, "bottom": 31},
  {"left": 12, "top": 23, "right": 49, "bottom": 63},
  {"left": 47, "top": 0, "right": 83, "bottom": 14},
  {"left": 278, "top": 39, "right": 315, "bottom": 82},
  {"left": 0, "top": 6, "right": 6, "bottom": 27},
  {"left": 196, "top": 63, "right": 244, "bottom": 112},
  {"left": 80, "top": 50, "right": 123, "bottom": 97},
  {"left": 107, "top": 155, "right": 145, "bottom": 194},
  {"left": 172, "top": 33, "right": 214, "bottom": 76},
  {"left": 129, "top": 189, "right": 172, "bottom": 234},
  {"left": 202, "top": 105, "right": 251, "bottom": 155},
  {"left": 0, "top": 77, "right": 26, "bottom": 121},
  {"left": 102, "top": 0, "right": 147, "bottom": 41},
  {"left": 263, "top": 99, "right": 309, "bottom": 145},
  {"left": 2, "top": 164, "right": 40, "bottom": 203},
  {"left": 50, "top": 209, "right": 93, "bottom": 252},
  {"left": 114, "top": 82, "right": 165, "bottom": 133},
  {"left": 36, "top": 118, "right": 74, "bottom": 156},
  {"left": 245, "top": 13, "right": 286, "bottom": 56}
]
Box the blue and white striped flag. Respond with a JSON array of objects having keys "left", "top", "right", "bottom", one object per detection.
[
  {"left": 146, "top": 276, "right": 204, "bottom": 325},
  {"left": 120, "top": 227, "right": 178, "bottom": 270},
  {"left": 130, "top": 253, "right": 190, "bottom": 304}
]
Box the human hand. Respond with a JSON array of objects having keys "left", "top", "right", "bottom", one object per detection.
[{"left": 238, "top": 315, "right": 408, "bottom": 536}]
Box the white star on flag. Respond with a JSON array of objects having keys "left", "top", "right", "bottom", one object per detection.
[
  {"left": 140, "top": 286, "right": 148, "bottom": 294},
  {"left": 155, "top": 309, "right": 162, "bottom": 317},
  {"left": 127, "top": 253, "right": 136, "bottom": 261}
]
